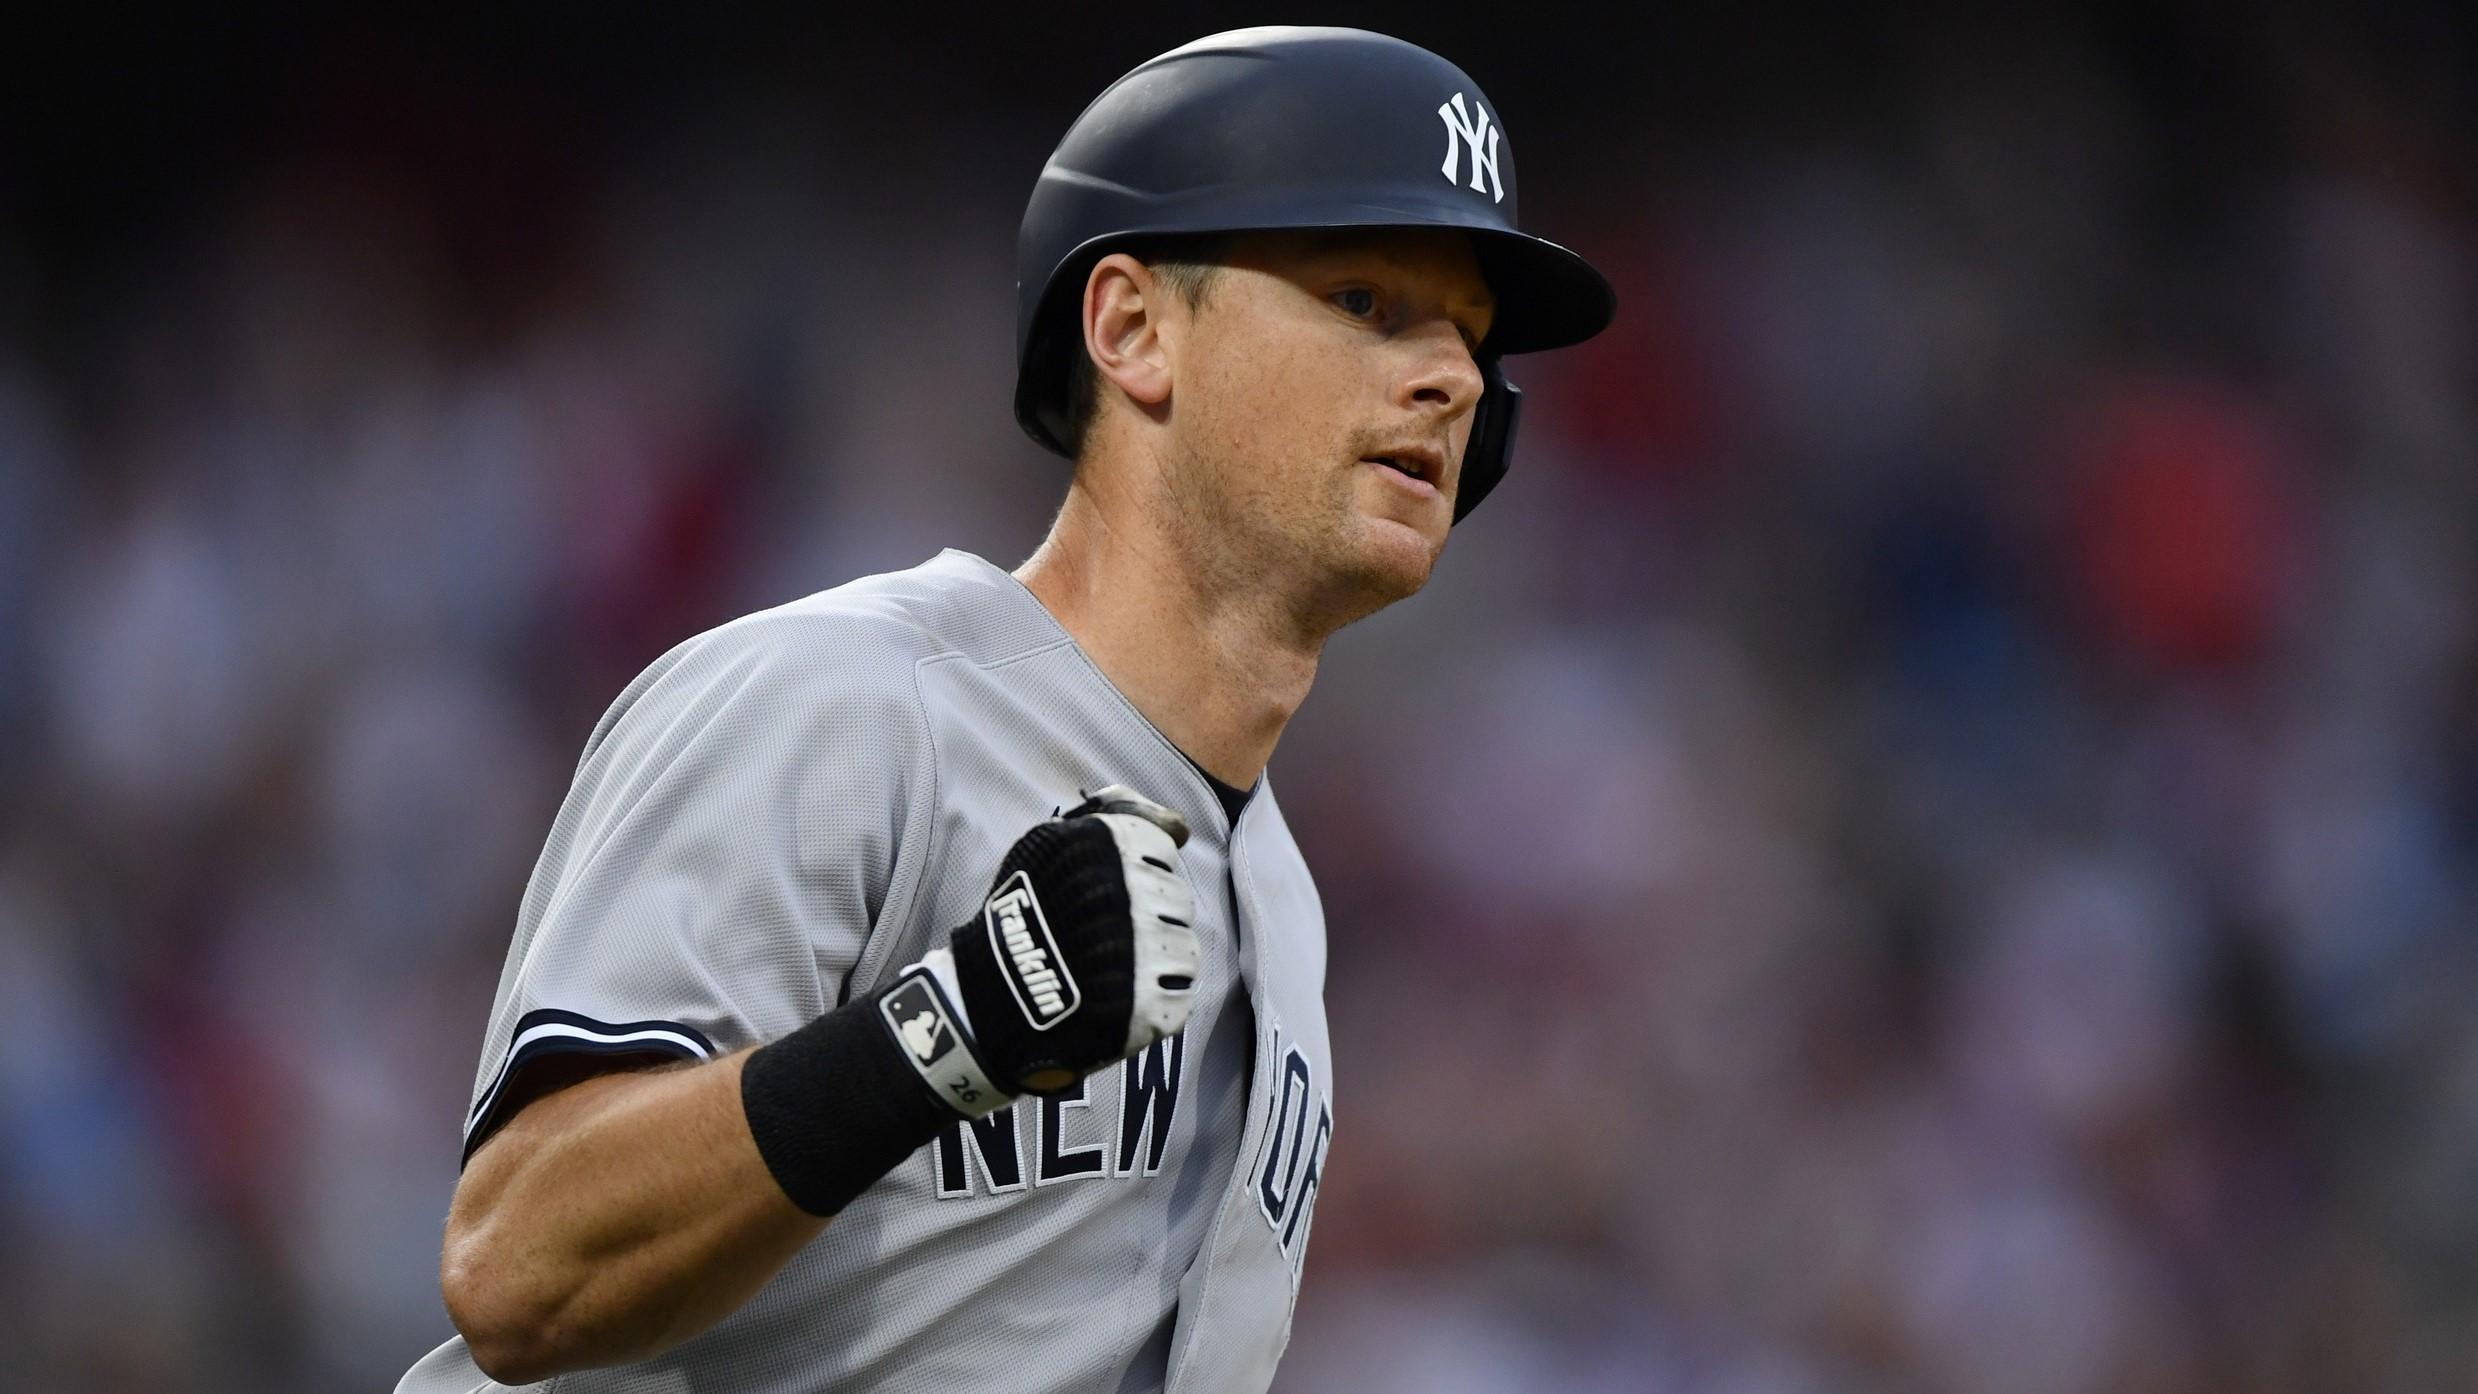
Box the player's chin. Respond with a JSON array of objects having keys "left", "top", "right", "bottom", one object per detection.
[{"left": 1339, "top": 511, "right": 1445, "bottom": 603}]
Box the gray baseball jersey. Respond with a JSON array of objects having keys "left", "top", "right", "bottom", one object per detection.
[{"left": 395, "top": 549, "right": 1336, "bottom": 1394}]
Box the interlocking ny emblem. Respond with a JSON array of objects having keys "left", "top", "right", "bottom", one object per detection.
[{"left": 1437, "top": 92, "right": 1504, "bottom": 203}]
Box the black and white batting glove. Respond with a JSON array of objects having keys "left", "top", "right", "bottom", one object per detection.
[
  {"left": 877, "top": 786, "right": 1201, "bottom": 1118},
  {"left": 740, "top": 785, "right": 1200, "bottom": 1215}
]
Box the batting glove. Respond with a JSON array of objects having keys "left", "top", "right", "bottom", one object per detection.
[{"left": 881, "top": 785, "right": 1201, "bottom": 1117}]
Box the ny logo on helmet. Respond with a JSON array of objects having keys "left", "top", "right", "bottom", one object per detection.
[{"left": 1437, "top": 93, "right": 1504, "bottom": 204}]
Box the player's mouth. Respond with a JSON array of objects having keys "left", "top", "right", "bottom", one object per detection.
[{"left": 1360, "top": 447, "right": 1446, "bottom": 499}]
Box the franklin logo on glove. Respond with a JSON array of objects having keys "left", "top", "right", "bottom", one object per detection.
[{"left": 986, "top": 872, "right": 1080, "bottom": 1028}]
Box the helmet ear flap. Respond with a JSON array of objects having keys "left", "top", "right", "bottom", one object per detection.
[{"left": 1451, "top": 360, "right": 1522, "bottom": 524}]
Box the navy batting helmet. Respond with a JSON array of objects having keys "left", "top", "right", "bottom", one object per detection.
[{"left": 1013, "top": 26, "right": 1616, "bottom": 523}]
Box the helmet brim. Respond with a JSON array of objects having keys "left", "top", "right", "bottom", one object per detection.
[{"left": 1463, "top": 226, "right": 1616, "bottom": 356}]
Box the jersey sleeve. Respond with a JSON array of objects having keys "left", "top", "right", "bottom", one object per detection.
[{"left": 458, "top": 605, "right": 939, "bottom": 1163}]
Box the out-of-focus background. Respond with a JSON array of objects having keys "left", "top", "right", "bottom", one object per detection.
[{"left": 3, "top": 4, "right": 2473, "bottom": 1390}]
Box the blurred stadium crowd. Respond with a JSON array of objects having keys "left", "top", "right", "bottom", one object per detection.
[{"left": 2, "top": 7, "right": 2472, "bottom": 1392}]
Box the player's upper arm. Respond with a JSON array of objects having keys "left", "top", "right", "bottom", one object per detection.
[{"left": 457, "top": 602, "right": 941, "bottom": 1161}]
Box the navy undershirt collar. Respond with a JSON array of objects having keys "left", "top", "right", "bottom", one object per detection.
[{"left": 1181, "top": 753, "right": 1253, "bottom": 827}]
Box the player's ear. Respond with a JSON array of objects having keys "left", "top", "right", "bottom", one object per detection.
[{"left": 1082, "top": 253, "right": 1174, "bottom": 413}]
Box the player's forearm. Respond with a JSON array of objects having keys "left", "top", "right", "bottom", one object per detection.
[
  {"left": 441, "top": 1050, "right": 826, "bottom": 1383},
  {"left": 437, "top": 792, "right": 1198, "bottom": 1383}
]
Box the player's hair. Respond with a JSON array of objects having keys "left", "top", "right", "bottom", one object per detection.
[{"left": 1062, "top": 235, "right": 1229, "bottom": 460}]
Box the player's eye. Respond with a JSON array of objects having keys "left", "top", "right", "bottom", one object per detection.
[{"left": 1332, "top": 288, "right": 1379, "bottom": 319}]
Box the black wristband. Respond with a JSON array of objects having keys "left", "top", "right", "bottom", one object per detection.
[{"left": 739, "top": 987, "right": 960, "bottom": 1218}]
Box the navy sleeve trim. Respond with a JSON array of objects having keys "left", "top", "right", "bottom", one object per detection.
[{"left": 461, "top": 1008, "right": 717, "bottom": 1164}]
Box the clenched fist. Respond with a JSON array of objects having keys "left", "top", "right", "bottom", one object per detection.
[{"left": 884, "top": 786, "right": 1201, "bottom": 1116}]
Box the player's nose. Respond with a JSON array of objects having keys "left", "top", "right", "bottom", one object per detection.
[{"left": 1399, "top": 321, "right": 1485, "bottom": 423}]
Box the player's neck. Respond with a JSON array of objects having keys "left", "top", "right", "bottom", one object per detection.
[{"left": 1015, "top": 482, "right": 1322, "bottom": 791}]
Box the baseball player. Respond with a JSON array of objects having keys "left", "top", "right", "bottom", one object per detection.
[{"left": 396, "top": 26, "right": 1610, "bottom": 1394}]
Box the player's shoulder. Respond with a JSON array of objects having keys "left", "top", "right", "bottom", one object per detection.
[
  {"left": 795, "top": 547, "right": 1068, "bottom": 664},
  {"left": 703, "top": 548, "right": 1051, "bottom": 671},
  {"left": 583, "top": 551, "right": 1042, "bottom": 755}
]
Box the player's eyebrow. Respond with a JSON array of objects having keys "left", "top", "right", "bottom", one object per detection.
[{"left": 1310, "top": 244, "right": 1496, "bottom": 312}]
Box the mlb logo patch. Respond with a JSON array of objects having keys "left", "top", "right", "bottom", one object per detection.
[{"left": 881, "top": 977, "right": 961, "bottom": 1064}]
